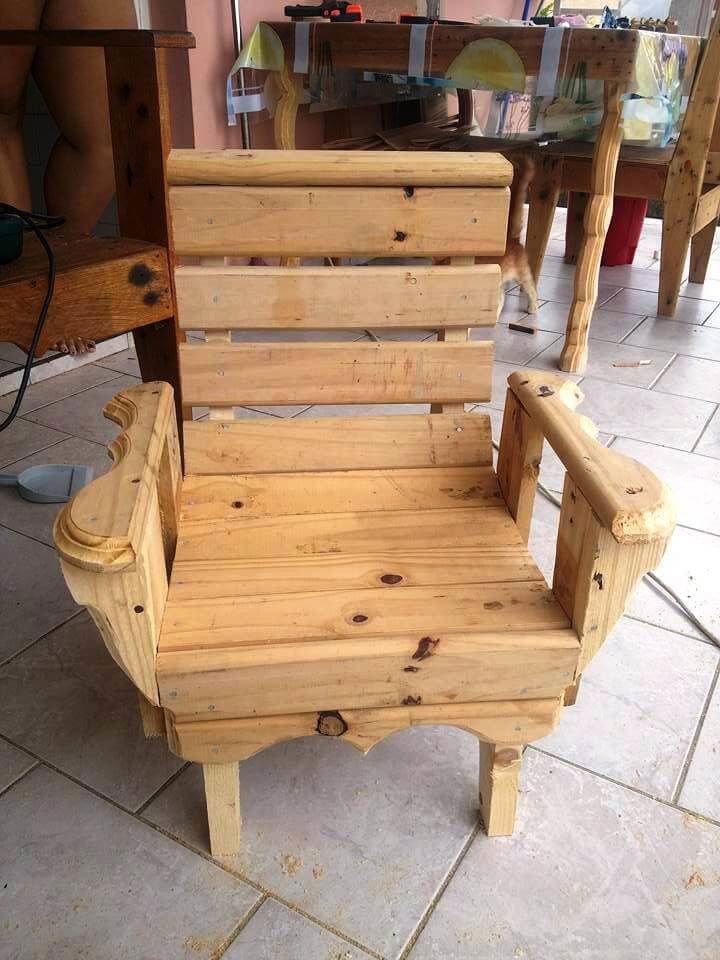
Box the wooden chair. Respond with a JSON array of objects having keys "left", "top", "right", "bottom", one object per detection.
[
  {"left": 526, "top": 10, "right": 720, "bottom": 323},
  {"left": 53, "top": 149, "right": 675, "bottom": 858}
]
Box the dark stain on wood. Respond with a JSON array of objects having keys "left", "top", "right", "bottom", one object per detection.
[
  {"left": 316, "top": 710, "right": 348, "bottom": 737},
  {"left": 137, "top": 102, "right": 150, "bottom": 119},
  {"left": 128, "top": 263, "right": 156, "bottom": 286},
  {"left": 143, "top": 290, "right": 162, "bottom": 306},
  {"left": 593, "top": 572, "right": 604, "bottom": 590},
  {"left": 538, "top": 385, "right": 554, "bottom": 397},
  {"left": 403, "top": 665, "right": 420, "bottom": 673},
  {"left": 412, "top": 636, "right": 438, "bottom": 661},
  {"left": 126, "top": 162, "right": 134, "bottom": 188},
  {"left": 394, "top": 230, "right": 407, "bottom": 242},
  {"left": 119, "top": 82, "right": 132, "bottom": 103},
  {"left": 402, "top": 695, "right": 422, "bottom": 705},
  {"left": 483, "top": 601, "right": 503, "bottom": 610}
]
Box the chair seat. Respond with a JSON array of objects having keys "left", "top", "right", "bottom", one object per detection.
[{"left": 157, "top": 459, "right": 579, "bottom": 721}]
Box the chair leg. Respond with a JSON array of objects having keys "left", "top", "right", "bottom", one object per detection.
[
  {"left": 137, "top": 691, "right": 165, "bottom": 738},
  {"left": 478, "top": 742, "right": 522, "bottom": 837},
  {"left": 564, "top": 674, "right": 582, "bottom": 706},
  {"left": 564, "top": 191, "right": 588, "bottom": 265},
  {"left": 658, "top": 200, "right": 694, "bottom": 316},
  {"left": 526, "top": 155, "right": 562, "bottom": 282},
  {"left": 203, "top": 762, "right": 241, "bottom": 857},
  {"left": 689, "top": 217, "right": 718, "bottom": 284}
]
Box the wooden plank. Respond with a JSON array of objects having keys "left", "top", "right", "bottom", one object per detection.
[
  {"left": 161, "top": 580, "right": 569, "bottom": 651},
  {"left": 202, "top": 762, "right": 241, "bottom": 857},
  {"left": 479, "top": 742, "right": 521, "bottom": 836},
  {"left": 692, "top": 184, "right": 720, "bottom": 233},
  {"left": 690, "top": 216, "right": 718, "bottom": 283},
  {"left": 0, "top": 234, "right": 171, "bottom": 355},
  {"left": 174, "top": 264, "right": 500, "bottom": 330},
  {"left": 179, "top": 341, "right": 493, "bottom": 407},
  {"left": 174, "top": 503, "right": 516, "bottom": 563},
  {"left": 104, "top": 43, "right": 183, "bottom": 425},
  {"left": 526, "top": 155, "right": 562, "bottom": 282},
  {"left": 169, "top": 700, "right": 563, "bottom": 763},
  {"left": 497, "top": 388, "right": 544, "bottom": 543},
  {"left": 267, "top": 22, "right": 641, "bottom": 83},
  {"left": 183, "top": 412, "right": 493, "bottom": 475},
  {"left": 169, "top": 185, "right": 509, "bottom": 257},
  {"left": 137, "top": 692, "right": 166, "bottom": 738},
  {"left": 169, "top": 546, "right": 544, "bottom": 601},
  {"left": 561, "top": 156, "right": 666, "bottom": 200},
  {"left": 158, "top": 628, "right": 577, "bottom": 719},
  {"left": 167, "top": 148, "right": 513, "bottom": 187},
  {"left": 179, "top": 465, "right": 502, "bottom": 521},
  {"left": 0, "top": 29, "right": 195, "bottom": 48}
]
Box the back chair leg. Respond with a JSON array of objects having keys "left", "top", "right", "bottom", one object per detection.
[
  {"left": 478, "top": 742, "right": 522, "bottom": 837},
  {"left": 564, "top": 674, "right": 582, "bottom": 706},
  {"left": 137, "top": 692, "right": 166, "bottom": 738},
  {"left": 525, "top": 155, "right": 562, "bottom": 282},
  {"left": 203, "top": 762, "right": 242, "bottom": 857},
  {"left": 689, "top": 217, "right": 718, "bottom": 284}
]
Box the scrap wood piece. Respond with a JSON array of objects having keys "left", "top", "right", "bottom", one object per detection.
[{"left": 611, "top": 359, "right": 653, "bottom": 368}]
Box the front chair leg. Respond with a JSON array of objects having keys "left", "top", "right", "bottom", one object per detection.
[
  {"left": 203, "top": 762, "right": 241, "bottom": 857},
  {"left": 137, "top": 691, "right": 165, "bottom": 738},
  {"left": 478, "top": 742, "right": 522, "bottom": 837},
  {"left": 564, "top": 674, "right": 582, "bottom": 706}
]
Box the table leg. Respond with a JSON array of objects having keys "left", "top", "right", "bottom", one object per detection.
[{"left": 559, "top": 82, "right": 624, "bottom": 374}]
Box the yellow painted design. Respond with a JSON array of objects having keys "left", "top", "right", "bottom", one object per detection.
[
  {"left": 236, "top": 22, "right": 285, "bottom": 72},
  {"left": 445, "top": 39, "right": 526, "bottom": 93}
]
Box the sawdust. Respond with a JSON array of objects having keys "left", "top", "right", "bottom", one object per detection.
[
  {"left": 313, "top": 865, "right": 325, "bottom": 879},
  {"left": 279, "top": 852, "right": 303, "bottom": 876},
  {"left": 685, "top": 871, "right": 705, "bottom": 889}
]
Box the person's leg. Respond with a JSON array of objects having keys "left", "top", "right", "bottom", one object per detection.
[
  {"left": 32, "top": 0, "right": 137, "bottom": 353},
  {"left": 0, "top": 1, "right": 45, "bottom": 210}
]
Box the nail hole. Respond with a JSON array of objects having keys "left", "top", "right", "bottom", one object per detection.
[
  {"left": 394, "top": 230, "right": 407, "bottom": 242},
  {"left": 131, "top": 478, "right": 140, "bottom": 484},
  {"left": 231, "top": 500, "right": 244, "bottom": 509},
  {"left": 134, "top": 605, "right": 144, "bottom": 613},
  {"left": 403, "top": 186, "right": 414, "bottom": 198}
]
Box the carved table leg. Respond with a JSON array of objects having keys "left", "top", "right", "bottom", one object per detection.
[{"left": 560, "top": 82, "right": 625, "bottom": 373}]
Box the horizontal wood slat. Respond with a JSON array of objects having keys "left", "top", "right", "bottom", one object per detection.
[
  {"left": 174, "top": 504, "right": 517, "bottom": 564},
  {"left": 175, "top": 264, "right": 500, "bottom": 330},
  {"left": 157, "top": 629, "right": 577, "bottom": 719},
  {"left": 160, "top": 580, "right": 569, "bottom": 652},
  {"left": 179, "top": 465, "right": 504, "bottom": 521},
  {"left": 179, "top": 341, "right": 493, "bottom": 407},
  {"left": 169, "top": 186, "right": 509, "bottom": 257},
  {"left": 167, "top": 148, "right": 514, "bottom": 187},
  {"left": 183, "top": 412, "right": 493, "bottom": 475}
]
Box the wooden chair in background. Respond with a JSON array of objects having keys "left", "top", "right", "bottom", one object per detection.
[
  {"left": 54, "top": 149, "right": 674, "bottom": 858},
  {"left": 526, "top": 9, "right": 720, "bottom": 332}
]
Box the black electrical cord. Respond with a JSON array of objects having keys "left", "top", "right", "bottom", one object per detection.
[{"left": 0, "top": 205, "right": 65, "bottom": 433}]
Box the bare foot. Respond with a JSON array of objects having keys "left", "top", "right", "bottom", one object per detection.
[{"left": 53, "top": 337, "right": 96, "bottom": 356}]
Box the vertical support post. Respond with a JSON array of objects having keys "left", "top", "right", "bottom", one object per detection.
[
  {"left": 497, "top": 388, "right": 544, "bottom": 543},
  {"left": 104, "top": 43, "right": 185, "bottom": 431},
  {"left": 274, "top": 65, "right": 302, "bottom": 149},
  {"left": 430, "top": 256, "right": 474, "bottom": 415},
  {"left": 203, "top": 762, "right": 242, "bottom": 857},
  {"left": 137, "top": 690, "right": 166, "bottom": 738},
  {"left": 478, "top": 742, "right": 522, "bottom": 837},
  {"left": 689, "top": 215, "right": 717, "bottom": 283},
  {"left": 560, "top": 82, "right": 624, "bottom": 373},
  {"left": 564, "top": 191, "right": 588, "bottom": 265}
]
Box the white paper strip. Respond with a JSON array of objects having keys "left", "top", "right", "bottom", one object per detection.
[
  {"left": 537, "top": 26, "right": 565, "bottom": 98},
  {"left": 408, "top": 23, "right": 428, "bottom": 80},
  {"left": 294, "top": 21, "right": 310, "bottom": 74}
]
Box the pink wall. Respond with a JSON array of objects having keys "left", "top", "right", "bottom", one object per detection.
[{"left": 185, "top": 0, "right": 528, "bottom": 149}]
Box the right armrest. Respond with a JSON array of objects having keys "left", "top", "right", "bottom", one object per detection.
[{"left": 53, "top": 381, "right": 180, "bottom": 704}]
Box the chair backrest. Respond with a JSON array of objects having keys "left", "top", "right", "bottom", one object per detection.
[{"left": 166, "top": 149, "right": 512, "bottom": 474}]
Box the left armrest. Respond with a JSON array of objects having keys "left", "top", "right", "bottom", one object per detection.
[
  {"left": 53, "top": 381, "right": 180, "bottom": 704},
  {"left": 498, "top": 370, "right": 676, "bottom": 673}
]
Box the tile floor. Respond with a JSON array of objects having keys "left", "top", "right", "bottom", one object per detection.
[{"left": 1, "top": 209, "right": 719, "bottom": 959}]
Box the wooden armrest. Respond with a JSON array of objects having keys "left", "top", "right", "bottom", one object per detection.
[
  {"left": 507, "top": 370, "right": 676, "bottom": 544},
  {"left": 53, "top": 381, "right": 180, "bottom": 704}
]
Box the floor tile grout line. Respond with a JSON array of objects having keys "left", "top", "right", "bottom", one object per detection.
[
  {"left": 623, "top": 610, "right": 717, "bottom": 649},
  {"left": 0, "top": 433, "right": 109, "bottom": 473},
  {"left": 0, "top": 759, "right": 40, "bottom": 801},
  {"left": 0, "top": 517, "right": 67, "bottom": 552},
  {"left": 0, "top": 431, "right": 70, "bottom": 471},
  {"left": 691, "top": 401, "right": 719, "bottom": 453},
  {"left": 647, "top": 352, "right": 679, "bottom": 390},
  {"left": 212, "top": 894, "right": 269, "bottom": 960},
  {"left": 671, "top": 660, "right": 720, "bottom": 806},
  {"left": 135, "top": 761, "right": 191, "bottom": 815},
  {"left": 528, "top": 746, "right": 720, "bottom": 829},
  {"left": 0, "top": 369, "right": 125, "bottom": 417},
  {"left": 0, "top": 737, "right": 384, "bottom": 960},
  {"left": 0, "top": 608, "right": 85, "bottom": 670},
  {"left": 397, "top": 822, "right": 482, "bottom": 960}
]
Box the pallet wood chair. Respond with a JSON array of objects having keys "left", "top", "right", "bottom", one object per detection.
[
  {"left": 53, "top": 149, "right": 676, "bottom": 858},
  {"left": 525, "top": 9, "right": 720, "bottom": 326}
]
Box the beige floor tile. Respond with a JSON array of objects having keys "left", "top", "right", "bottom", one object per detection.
[
  {"left": 0, "top": 766, "right": 259, "bottom": 960},
  {"left": 653, "top": 355, "right": 720, "bottom": 403},
  {"left": 0, "top": 526, "right": 78, "bottom": 663},
  {"left": 0, "top": 364, "right": 121, "bottom": 415},
  {"left": 470, "top": 324, "right": 559, "bottom": 365},
  {"left": 532, "top": 338, "right": 675, "bottom": 388},
  {"left": 532, "top": 300, "right": 645, "bottom": 343},
  {"left": 626, "top": 317, "right": 720, "bottom": 362},
  {"left": 604, "top": 287, "right": 719, "bottom": 323},
  {"left": 23, "top": 375, "right": 141, "bottom": 445},
  {"left": 576, "top": 377, "right": 714, "bottom": 450},
  {"left": 679, "top": 677, "right": 720, "bottom": 822},
  {"left": 93, "top": 347, "right": 141, "bottom": 377},
  {"left": 410, "top": 751, "right": 720, "bottom": 960},
  {"left": 0, "top": 740, "right": 36, "bottom": 793},
  {"left": 540, "top": 617, "right": 718, "bottom": 798},
  {"left": 695, "top": 406, "right": 720, "bottom": 460},
  {"left": 0, "top": 417, "right": 68, "bottom": 469},
  {"left": 536, "top": 275, "right": 622, "bottom": 306}
]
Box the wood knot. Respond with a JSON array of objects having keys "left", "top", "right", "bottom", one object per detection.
[
  {"left": 537, "top": 385, "right": 554, "bottom": 397},
  {"left": 352, "top": 613, "right": 368, "bottom": 623},
  {"left": 394, "top": 230, "right": 407, "bottom": 242},
  {"left": 412, "top": 637, "right": 438, "bottom": 661},
  {"left": 625, "top": 485, "right": 643, "bottom": 495},
  {"left": 316, "top": 711, "right": 347, "bottom": 737},
  {"left": 483, "top": 601, "right": 503, "bottom": 610},
  {"left": 402, "top": 695, "right": 422, "bottom": 706},
  {"left": 380, "top": 573, "right": 403, "bottom": 585}
]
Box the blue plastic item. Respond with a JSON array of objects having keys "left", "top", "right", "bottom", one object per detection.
[{"left": 0, "top": 464, "right": 93, "bottom": 503}]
